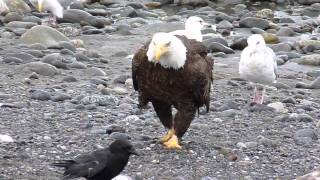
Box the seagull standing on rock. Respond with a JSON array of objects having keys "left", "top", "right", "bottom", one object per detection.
[
  {"left": 170, "top": 16, "right": 214, "bottom": 42},
  {"left": 239, "top": 34, "right": 277, "bottom": 104}
]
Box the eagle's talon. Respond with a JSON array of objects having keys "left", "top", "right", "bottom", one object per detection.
[
  {"left": 160, "top": 129, "right": 174, "bottom": 143},
  {"left": 163, "top": 135, "right": 182, "bottom": 149}
]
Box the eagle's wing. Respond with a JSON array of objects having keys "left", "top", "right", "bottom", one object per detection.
[
  {"left": 183, "top": 38, "right": 213, "bottom": 112},
  {"left": 62, "top": 148, "right": 110, "bottom": 179},
  {"left": 132, "top": 43, "right": 149, "bottom": 91}
]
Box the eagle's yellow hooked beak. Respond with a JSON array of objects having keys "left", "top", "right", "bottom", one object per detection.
[
  {"left": 37, "top": 0, "right": 43, "bottom": 12},
  {"left": 154, "top": 43, "right": 170, "bottom": 61}
]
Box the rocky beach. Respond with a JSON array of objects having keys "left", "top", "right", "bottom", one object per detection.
[{"left": 0, "top": 0, "right": 320, "bottom": 179}]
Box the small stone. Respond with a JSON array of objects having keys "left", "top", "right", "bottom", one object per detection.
[
  {"left": 276, "top": 27, "right": 295, "bottom": 36},
  {"left": 29, "top": 72, "right": 39, "bottom": 79},
  {"left": 62, "top": 76, "right": 77, "bottom": 82},
  {"left": 112, "top": 87, "right": 127, "bottom": 95},
  {"left": 110, "top": 132, "right": 130, "bottom": 140},
  {"left": 282, "top": 97, "right": 296, "bottom": 104},
  {"left": 105, "top": 125, "right": 126, "bottom": 135},
  {"left": 220, "top": 109, "right": 237, "bottom": 117},
  {"left": 294, "top": 128, "right": 318, "bottom": 146},
  {"left": 68, "top": 61, "right": 87, "bottom": 69},
  {"left": 267, "top": 102, "right": 286, "bottom": 113},
  {"left": 3, "top": 57, "right": 23, "bottom": 64},
  {"left": 113, "top": 74, "right": 131, "bottom": 84},
  {"left": 30, "top": 89, "right": 51, "bottom": 101},
  {"left": 239, "top": 17, "right": 269, "bottom": 30},
  {"left": 51, "top": 93, "right": 71, "bottom": 102},
  {"left": 258, "top": 136, "right": 279, "bottom": 147},
  {"left": 0, "top": 134, "right": 14, "bottom": 143},
  {"left": 262, "top": 33, "right": 279, "bottom": 44},
  {"left": 86, "top": 67, "right": 106, "bottom": 76},
  {"left": 297, "top": 113, "right": 314, "bottom": 122}
]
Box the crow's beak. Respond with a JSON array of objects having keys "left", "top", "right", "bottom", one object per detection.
[{"left": 130, "top": 148, "right": 139, "bottom": 156}]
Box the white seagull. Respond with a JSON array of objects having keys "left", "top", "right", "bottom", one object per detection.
[
  {"left": 0, "top": 0, "right": 9, "bottom": 14},
  {"left": 30, "top": 0, "right": 85, "bottom": 26},
  {"left": 170, "top": 16, "right": 214, "bottom": 42},
  {"left": 239, "top": 34, "right": 277, "bottom": 104},
  {"left": 33, "top": 0, "right": 63, "bottom": 26}
]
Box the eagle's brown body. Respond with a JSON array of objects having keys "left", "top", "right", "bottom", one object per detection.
[{"left": 132, "top": 35, "right": 213, "bottom": 140}]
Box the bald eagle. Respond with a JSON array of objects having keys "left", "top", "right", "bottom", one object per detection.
[{"left": 132, "top": 32, "right": 213, "bottom": 149}]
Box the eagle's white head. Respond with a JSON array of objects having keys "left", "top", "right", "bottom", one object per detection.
[
  {"left": 247, "top": 34, "right": 266, "bottom": 48},
  {"left": 146, "top": 32, "right": 187, "bottom": 69}
]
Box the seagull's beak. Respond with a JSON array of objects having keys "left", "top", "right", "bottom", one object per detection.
[
  {"left": 211, "top": 24, "right": 217, "bottom": 32},
  {"left": 37, "top": 0, "right": 43, "bottom": 12},
  {"left": 154, "top": 44, "right": 169, "bottom": 61}
]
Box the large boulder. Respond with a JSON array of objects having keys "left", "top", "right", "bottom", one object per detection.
[{"left": 21, "top": 25, "right": 70, "bottom": 47}]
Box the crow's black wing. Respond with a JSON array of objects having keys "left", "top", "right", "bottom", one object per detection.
[{"left": 62, "top": 148, "right": 110, "bottom": 179}]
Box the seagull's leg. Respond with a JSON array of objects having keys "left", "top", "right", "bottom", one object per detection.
[
  {"left": 259, "top": 86, "right": 266, "bottom": 104},
  {"left": 252, "top": 84, "right": 258, "bottom": 103},
  {"left": 48, "top": 14, "right": 58, "bottom": 27}
]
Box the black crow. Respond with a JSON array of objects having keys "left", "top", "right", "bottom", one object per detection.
[{"left": 52, "top": 139, "right": 138, "bottom": 180}]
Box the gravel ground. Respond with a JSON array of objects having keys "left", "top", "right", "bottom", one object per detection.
[{"left": 1, "top": 0, "right": 320, "bottom": 179}]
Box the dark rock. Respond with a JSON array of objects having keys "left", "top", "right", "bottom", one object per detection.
[
  {"left": 297, "top": 113, "right": 315, "bottom": 122},
  {"left": 59, "top": 41, "right": 76, "bottom": 52},
  {"left": 110, "top": 132, "right": 131, "bottom": 140},
  {"left": 41, "top": 53, "right": 68, "bottom": 69},
  {"left": 19, "top": 62, "right": 59, "bottom": 76},
  {"left": 5, "top": 52, "right": 35, "bottom": 62},
  {"left": 89, "top": 78, "right": 107, "bottom": 86},
  {"left": 206, "top": 42, "right": 234, "bottom": 54},
  {"left": 5, "top": 21, "right": 37, "bottom": 29},
  {"left": 60, "top": 9, "right": 104, "bottom": 28},
  {"left": 3, "top": 57, "right": 23, "bottom": 64},
  {"left": 230, "top": 37, "right": 248, "bottom": 50},
  {"left": 105, "top": 125, "right": 126, "bottom": 134},
  {"left": 30, "top": 90, "right": 51, "bottom": 101},
  {"left": 282, "top": 97, "right": 296, "bottom": 104},
  {"left": 296, "top": 77, "right": 320, "bottom": 89},
  {"left": 75, "top": 53, "right": 90, "bottom": 62},
  {"left": 4, "top": 12, "right": 22, "bottom": 23},
  {"left": 294, "top": 128, "right": 318, "bottom": 146},
  {"left": 203, "top": 37, "right": 228, "bottom": 47},
  {"left": 82, "top": 29, "right": 105, "bottom": 35},
  {"left": 276, "top": 27, "right": 295, "bottom": 36},
  {"left": 51, "top": 93, "right": 72, "bottom": 102},
  {"left": 62, "top": 76, "right": 77, "bottom": 82},
  {"left": 239, "top": 17, "right": 269, "bottom": 30}
]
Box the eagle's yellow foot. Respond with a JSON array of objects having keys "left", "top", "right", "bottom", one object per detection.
[
  {"left": 163, "top": 135, "right": 182, "bottom": 149},
  {"left": 160, "top": 129, "right": 174, "bottom": 143}
]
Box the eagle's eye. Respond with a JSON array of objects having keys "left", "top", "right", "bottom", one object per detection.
[
  {"left": 256, "top": 41, "right": 260, "bottom": 45},
  {"left": 165, "top": 41, "right": 171, "bottom": 47},
  {"left": 199, "top": 20, "right": 203, "bottom": 23}
]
